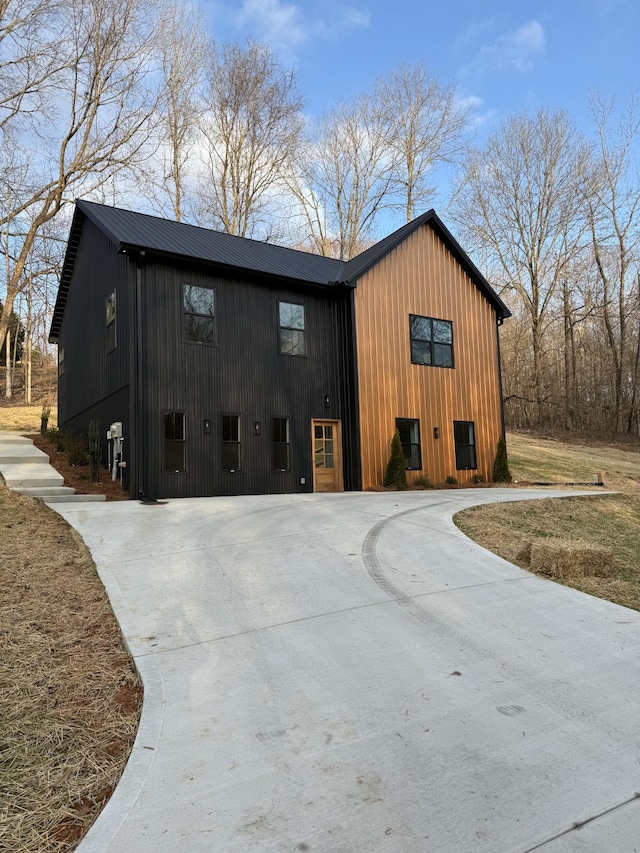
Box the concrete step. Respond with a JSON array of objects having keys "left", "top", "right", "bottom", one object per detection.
[
  {"left": 0, "top": 434, "right": 34, "bottom": 445},
  {"left": 13, "top": 485, "right": 76, "bottom": 497},
  {"left": 42, "top": 494, "right": 106, "bottom": 504},
  {"left": 2, "top": 466, "right": 65, "bottom": 488},
  {"left": 0, "top": 451, "right": 50, "bottom": 464}
]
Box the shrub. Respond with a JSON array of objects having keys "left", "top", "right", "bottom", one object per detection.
[
  {"left": 413, "top": 475, "right": 433, "bottom": 489},
  {"left": 49, "top": 427, "right": 67, "bottom": 453},
  {"left": 445, "top": 475, "right": 458, "bottom": 485},
  {"left": 40, "top": 405, "right": 51, "bottom": 435},
  {"left": 66, "top": 434, "right": 89, "bottom": 467},
  {"left": 471, "top": 473, "right": 485, "bottom": 484},
  {"left": 88, "top": 420, "right": 101, "bottom": 482},
  {"left": 383, "top": 431, "right": 407, "bottom": 490},
  {"left": 492, "top": 435, "right": 512, "bottom": 483}
]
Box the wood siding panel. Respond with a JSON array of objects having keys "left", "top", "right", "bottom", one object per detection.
[
  {"left": 139, "top": 262, "right": 353, "bottom": 499},
  {"left": 354, "top": 224, "right": 503, "bottom": 488},
  {"left": 58, "top": 219, "right": 131, "bottom": 437}
]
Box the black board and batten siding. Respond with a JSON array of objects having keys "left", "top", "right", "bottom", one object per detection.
[
  {"left": 57, "top": 218, "right": 132, "bottom": 486},
  {"left": 137, "top": 259, "right": 356, "bottom": 499}
]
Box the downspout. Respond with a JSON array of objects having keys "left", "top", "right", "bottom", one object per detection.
[
  {"left": 495, "top": 315, "right": 507, "bottom": 440},
  {"left": 135, "top": 251, "right": 146, "bottom": 499}
]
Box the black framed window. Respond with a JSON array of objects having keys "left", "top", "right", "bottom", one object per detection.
[
  {"left": 183, "top": 284, "right": 216, "bottom": 345},
  {"left": 106, "top": 291, "right": 116, "bottom": 352},
  {"left": 409, "top": 314, "right": 453, "bottom": 367},
  {"left": 58, "top": 347, "right": 65, "bottom": 377},
  {"left": 454, "top": 420, "right": 477, "bottom": 470},
  {"left": 278, "top": 301, "right": 305, "bottom": 355},
  {"left": 164, "top": 411, "right": 185, "bottom": 472},
  {"left": 272, "top": 417, "right": 290, "bottom": 471},
  {"left": 396, "top": 418, "right": 421, "bottom": 470},
  {"left": 222, "top": 414, "right": 240, "bottom": 471}
]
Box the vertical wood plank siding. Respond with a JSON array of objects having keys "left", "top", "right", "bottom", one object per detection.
[
  {"left": 57, "top": 219, "right": 132, "bottom": 481},
  {"left": 354, "top": 224, "right": 503, "bottom": 487},
  {"left": 139, "top": 261, "right": 352, "bottom": 499}
]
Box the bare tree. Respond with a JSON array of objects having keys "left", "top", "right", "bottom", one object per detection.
[
  {"left": 583, "top": 93, "right": 640, "bottom": 433},
  {"left": 453, "top": 109, "right": 587, "bottom": 424},
  {"left": 0, "top": 0, "right": 164, "bottom": 356},
  {"left": 197, "top": 40, "right": 303, "bottom": 238},
  {"left": 375, "top": 62, "right": 468, "bottom": 222},
  {"left": 286, "top": 95, "right": 394, "bottom": 259},
  {"left": 146, "top": 1, "right": 208, "bottom": 221}
]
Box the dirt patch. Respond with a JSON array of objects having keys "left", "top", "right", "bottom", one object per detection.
[
  {"left": 28, "top": 433, "right": 129, "bottom": 501},
  {"left": 0, "top": 482, "right": 141, "bottom": 851}
]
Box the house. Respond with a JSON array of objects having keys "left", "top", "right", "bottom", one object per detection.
[{"left": 49, "top": 201, "right": 510, "bottom": 499}]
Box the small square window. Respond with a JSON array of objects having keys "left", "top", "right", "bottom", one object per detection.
[
  {"left": 279, "top": 301, "right": 305, "bottom": 355},
  {"left": 453, "top": 420, "right": 477, "bottom": 470},
  {"left": 409, "top": 314, "right": 453, "bottom": 368},
  {"left": 183, "top": 284, "right": 216, "bottom": 345},
  {"left": 106, "top": 291, "right": 116, "bottom": 352}
]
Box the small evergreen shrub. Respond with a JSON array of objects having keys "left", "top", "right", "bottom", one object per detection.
[
  {"left": 383, "top": 431, "right": 407, "bottom": 490},
  {"left": 471, "top": 473, "right": 485, "bottom": 484},
  {"left": 66, "top": 434, "right": 89, "bottom": 467},
  {"left": 492, "top": 435, "right": 512, "bottom": 483},
  {"left": 445, "top": 475, "right": 458, "bottom": 485},
  {"left": 413, "top": 475, "right": 433, "bottom": 489},
  {"left": 40, "top": 405, "right": 51, "bottom": 435}
]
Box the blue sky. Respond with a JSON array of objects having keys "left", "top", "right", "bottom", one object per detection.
[{"left": 201, "top": 0, "right": 638, "bottom": 137}]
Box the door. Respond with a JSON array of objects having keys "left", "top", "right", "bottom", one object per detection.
[{"left": 312, "top": 419, "right": 343, "bottom": 492}]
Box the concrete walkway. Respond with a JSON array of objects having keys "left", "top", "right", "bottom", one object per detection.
[
  {"left": 0, "top": 432, "right": 105, "bottom": 503},
  {"left": 54, "top": 490, "right": 640, "bottom": 853}
]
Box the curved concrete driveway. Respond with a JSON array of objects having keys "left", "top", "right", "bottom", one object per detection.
[{"left": 55, "top": 489, "right": 640, "bottom": 853}]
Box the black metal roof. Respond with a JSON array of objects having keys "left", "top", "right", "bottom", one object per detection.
[{"left": 49, "top": 200, "right": 509, "bottom": 341}]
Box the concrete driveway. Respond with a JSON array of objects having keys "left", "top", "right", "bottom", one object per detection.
[{"left": 55, "top": 489, "right": 640, "bottom": 853}]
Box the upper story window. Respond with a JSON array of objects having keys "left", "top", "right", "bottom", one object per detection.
[
  {"left": 106, "top": 291, "right": 116, "bottom": 352},
  {"left": 58, "top": 347, "right": 65, "bottom": 377},
  {"left": 279, "top": 301, "right": 305, "bottom": 356},
  {"left": 396, "top": 418, "right": 421, "bottom": 470},
  {"left": 183, "top": 284, "right": 216, "bottom": 345},
  {"left": 409, "top": 314, "right": 453, "bottom": 368}
]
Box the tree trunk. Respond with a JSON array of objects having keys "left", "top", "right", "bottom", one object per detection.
[{"left": 4, "top": 328, "right": 12, "bottom": 399}]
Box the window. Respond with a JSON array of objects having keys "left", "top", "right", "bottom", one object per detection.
[
  {"left": 409, "top": 314, "right": 453, "bottom": 367},
  {"left": 279, "top": 301, "right": 305, "bottom": 355},
  {"left": 272, "top": 417, "right": 290, "bottom": 471},
  {"left": 58, "top": 347, "right": 65, "bottom": 377},
  {"left": 222, "top": 414, "right": 240, "bottom": 471},
  {"left": 164, "top": 411, "right": 185, "bottom": 472},
  {"left": 183, "top": 284, "right": 215, "bottom": 345},
  {"left": 106, "top": 291, "right": 116, "bottom": 352},
  {"left": 454, "top": 421, "right": 476, "bottom": 470},
  {"left": 314, "top": 423, "right": 335, "bottom": 469},
  {"left": 396, "top": 418, "right": 421, "bottom": 470}
]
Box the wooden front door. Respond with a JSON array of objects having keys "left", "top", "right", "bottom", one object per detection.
[{"left": 312, "top": 419, "right": 343, "bottom": 492}]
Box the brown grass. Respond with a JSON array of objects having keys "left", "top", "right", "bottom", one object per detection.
[
  {"left": 455, "top": 430, "right": 640, "bottom": 611},
  {"left": 0, "top": 482, "right": 141, "bottom": 851}
]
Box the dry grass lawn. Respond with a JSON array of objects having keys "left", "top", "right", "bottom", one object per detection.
[
  {"left": 455, "top": 430, "right": 640, "bottom": 612},
  {"left": 0, "top": 483, "right": 141, "bottom": 851}
]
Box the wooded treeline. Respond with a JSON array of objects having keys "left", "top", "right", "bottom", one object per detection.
[{"left": 1, "top": 0, "right": 638, "bottom": 436}]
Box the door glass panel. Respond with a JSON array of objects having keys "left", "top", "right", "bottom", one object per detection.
[
  {"left": 325, "top": 454, "right": 334, "bottom": 468},
  {"left": 324, "top": 426, "right": 333, "bottom": 439},
  {"left": 314, "top": 425, "right": 323, "bottom": 439}
]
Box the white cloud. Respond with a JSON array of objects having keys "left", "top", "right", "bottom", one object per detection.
[
  {"left": 213, "top": 0, "right": 369, "bottom": 54},
  {"left": 231, "top": 0, "right": 307, "bottom": 49},
  {"left": 461, "top": 20, "right": 546, "bottom": 77}
]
